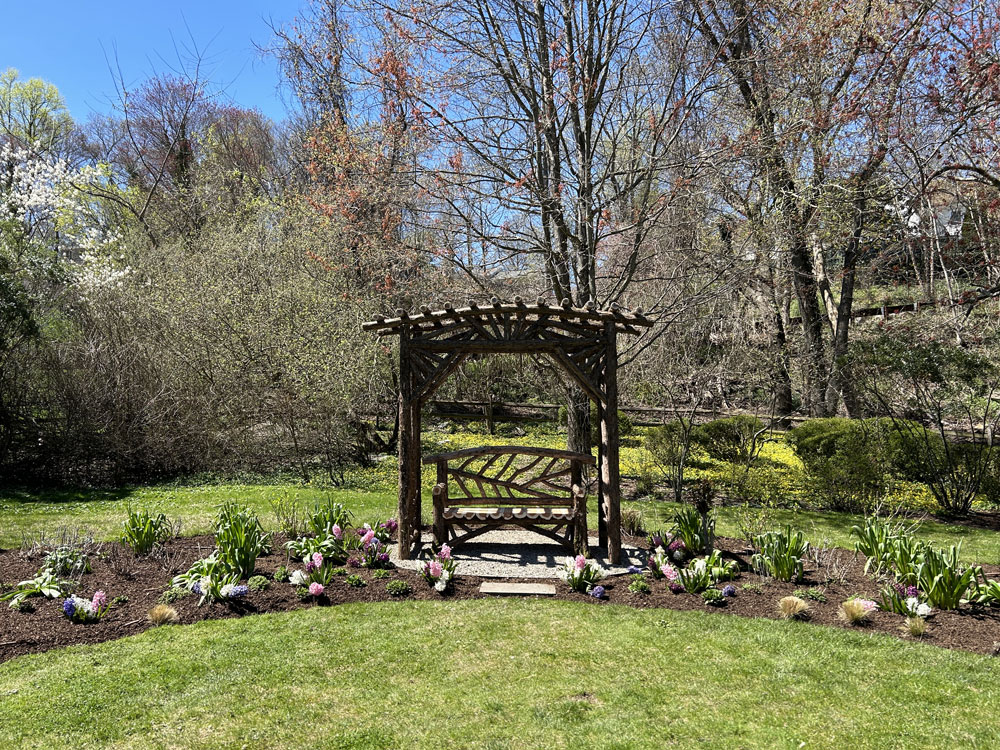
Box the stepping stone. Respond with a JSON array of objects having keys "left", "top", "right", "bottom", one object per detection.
[{"left": 480, "top": 582, "right": 556, "bottom": 596}]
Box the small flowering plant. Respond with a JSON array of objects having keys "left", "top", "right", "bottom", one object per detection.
[
  {"left": 557, "top": 555, "right": 606, "bottom": 594},
  {"left": 191, "top": 576, "right": 246, "bottom": 606},
  {"left": 308, "top": 582, "right": 325, "bottom": 598},
  {"left": 422, "top": 545, "right": 457, "bottom": 593},
  {"left": 62, "top": 591, "right": 110, "bottom": 624},
  {"left": 881, "top": 581, "right": 931, "bottom": 616}
]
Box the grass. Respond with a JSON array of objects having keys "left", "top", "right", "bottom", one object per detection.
[
  {"left": 628, "top": 498, "right": 1000, "bottom": 566},
  {"left": 2, "top": 427, "right": 998, "bottom": 564},
  {"left": 1, "top": 599, "right": 999, "bottom": 749},
  {"left": 0, "top": 484, "right": 396, "bottom": 548}
]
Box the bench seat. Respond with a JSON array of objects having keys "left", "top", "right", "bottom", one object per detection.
[{"left": 424, "top": 446, "right": 593, "bottom": 554}]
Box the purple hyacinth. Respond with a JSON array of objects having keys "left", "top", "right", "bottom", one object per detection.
[
  {"left": 62, "top": 599, "right": 76, "bottom": 618},
  {"left": 668, "top": 538, "right": 685, "bottom": 552},
  {"left": 590, "top": 585, "right": 606, "bottom": 599},
  {"left": 347, "top": 557, "right": 361, "bottom": 568},
  {"left": 651, "top": 534, "right": 663, "bottom": 549},
  {"left": 192, "top": 582, "right": 202, "bottom": 595},
  {"left": 382, "top": 518, "right": 398, "bottom": 534},
  {"left": 627, "top": 565, "right": 643, "bottom": 574},
  {"left": 377, "top": 552, "right": 390, "bottom": 564},
  {"left": 906, "top": 585, "right": 920, "bottom": 598},
  {"left": 721, "top": 584, "right": 736, "bottom": 598},
  {"left": 229, "top": 585, "right": 249, "bottom": 599},
  {"left": 668, "top": 582, "right": 685, "bottom": 594}
]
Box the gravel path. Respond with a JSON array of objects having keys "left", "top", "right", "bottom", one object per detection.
[{"left": 391, "top": 530, "right": 646, "bottom": 579}]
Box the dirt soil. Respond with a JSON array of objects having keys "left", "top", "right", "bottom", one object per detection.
[{"left": 2, "top": 533, "right": 999, "bottom": 664}]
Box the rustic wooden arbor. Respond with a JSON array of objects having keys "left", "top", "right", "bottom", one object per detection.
[{"left": 362, "top": 297, "right": 652, "bottom": 564}]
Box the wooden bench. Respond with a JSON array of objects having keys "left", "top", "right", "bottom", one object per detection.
[{"left": 425, "top": 446, "right": 593, "bottom": 555}]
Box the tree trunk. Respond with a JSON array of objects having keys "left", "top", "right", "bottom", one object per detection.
[{"left": 566, "top": 384, "right": 591, "bottom": 455}]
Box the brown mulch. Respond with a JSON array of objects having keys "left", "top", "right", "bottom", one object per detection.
[{"left": 1, "top": 533, "right": 999, "bottom": 664}]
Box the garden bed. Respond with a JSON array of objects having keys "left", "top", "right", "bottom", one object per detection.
[{"left": 2, "top": 533, "right": 999, "bottom": 664}]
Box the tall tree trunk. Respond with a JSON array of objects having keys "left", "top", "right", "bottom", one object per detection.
[
  {"left": 827, "top": 191, "right": 867, "bottom": 416},
  {"left": 787, "top": 228, "right": 829, "bottom": 416},
  {"left": 566, "top": 384, "right": 591, "bottom": 455}
]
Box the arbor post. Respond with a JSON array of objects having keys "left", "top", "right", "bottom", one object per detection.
[{"left": 600, "top": 321, "right": 621, "bottom": 564}]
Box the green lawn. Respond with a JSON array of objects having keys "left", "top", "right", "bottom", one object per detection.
[
  {"left": 1, "top": 600, "right": 998, "bottom": 749},
  {"left": 0, "top": 483, "right": 397, "bottom": 548},
  {"left": 4, "top": 480, "right": 999, "bottom": 565}
]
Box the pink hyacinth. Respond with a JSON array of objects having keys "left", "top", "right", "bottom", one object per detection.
[
  {"left": 308, "top": 582, "right": 324, "bottom": 597},
  {"left": 429, "top": 560, "right": 444, "bottom": 578},
  {"left": 91, "top": 591, "right": 108, "bottom": 609},
  {"left": 574, "top": 555, "right": 587, "bottom": 571},
  {"left": 438, "top": 545, "right": 452, "bottom": 560},
  {"left": 312, "top": 552, "right": 324, "bottom": 567},
  {"left": 332, "top": 523, "right": 343, "bottom": 540},
  {"left": 661, "top": 564, "right": 679, "bottom": 582},
  {"left": 360, "top": 529, "right": 375, "bottom": 548}
]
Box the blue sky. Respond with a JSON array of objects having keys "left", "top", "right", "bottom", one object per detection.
[{"left": 1, "top": 1, "right": 298, "bottom": 123}]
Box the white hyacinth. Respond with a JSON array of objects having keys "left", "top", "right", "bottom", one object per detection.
[
  {"left": 289, "top": 570, "right": 308, "bottom": 586},
  {"left": 434, "top": 579, "right": 447, "bottom": 592}
]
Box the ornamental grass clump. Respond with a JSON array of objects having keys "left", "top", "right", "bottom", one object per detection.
[
  {"left": 777, "top": 595, "right": 810, "bottom": 620},
  {"left": 752, "top": 526, "right": 809, "bottom": 582},
  {"left": 148, "top": 604, "right": 179, "bottom": 626},
  {"left": 62, "top": 590, "right": 109, "bottom": 624},
  {"left": 422, "top": 545, "right": 457, "bottom": 593},
  {"left": 839, "top": 598, "right": 878, "bottom": 625},
  {"left": 904, "top": 616, "right": 928, "bottom": 637},
  {"left": 557, "top": 554, "right": 606, "bottom": 594}
]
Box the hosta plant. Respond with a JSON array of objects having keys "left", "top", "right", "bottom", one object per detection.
[
  {"left": 1, "top": 571, "right": 67, "bottom": 609},
  {"left": 557, "top": 554, "right": 605, "bottom": 594},
  {"left": 752, "top": 526, "right": 809, "bottom": 582},
  {"left": 62, "top": 591, "right": 110, "bottom": 624},
  {"left": 120, "top": 507, "right": 172, "bottom": 555},
  {"left": 422, "top": 545, "right": 458, "bottom": 593}
]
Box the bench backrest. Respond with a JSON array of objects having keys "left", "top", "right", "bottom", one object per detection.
[{"left": 424, "top": 446, "right": 594, "bottom": 508}]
